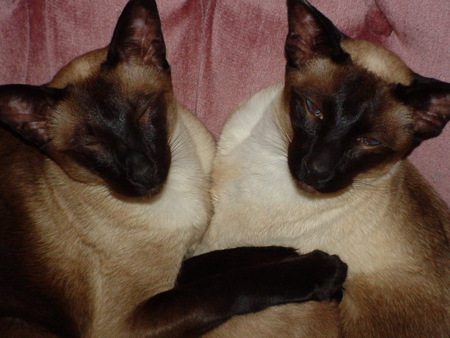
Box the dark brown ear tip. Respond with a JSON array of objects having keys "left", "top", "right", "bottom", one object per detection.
[
  {"left": 133, "top": 0, "right": 159, "bottom": 12},
  {"left": 393, "top": 74, "right": 450, "bottom": 107},
  {"left": 0, "top": 84, "right": 66, "bottom": 107},
  {"left": 287, "top": 0, "right": 311, "bottom": 8},
  {"left": 393, "top": 73, "right": 450, "bottom": 142},
  {"left": 122, "top": 0, "right": 159, "bottom": 16},
  {"left": 0, "top": 84, "right": 65, "bottom": 150},
  {"left": 284, "top": 0, "right": 348, "bottom": 68},
  {"left": 105, "top": 0, "right": 169, "bottom": 70}
]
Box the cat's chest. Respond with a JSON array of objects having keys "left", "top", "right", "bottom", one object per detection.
[
  {"left": 207, "top": 122, "right": 408, "bottom": 273},
  {"left": 34, "top": 170, "right": 211, "bottom": 332},
  {"left": 40, "top": 191, "right": 191, "bottom": 276},
  {"left": 57, "top": 182, "right": 208, "bottom": 266},
  {"left": 211, "top": 169, "right": 404, "bottom": 274}
]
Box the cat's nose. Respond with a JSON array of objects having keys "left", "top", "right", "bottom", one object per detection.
[
  {"left": 126, "top": 152, "right": 154, "bottom": 184},
  {"left": 308, "top": 159, "right": 331, "bottom": 177},
  {"left": 303, "top": 151, "right": 336, "bottom": 180}
]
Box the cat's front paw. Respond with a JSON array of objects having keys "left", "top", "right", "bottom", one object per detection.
[
  {"left": 301, "top": 251, "right": 348, "bottom": 302},
  {"left": 277, "top": 250, "right": 347, "bottom": 304}
]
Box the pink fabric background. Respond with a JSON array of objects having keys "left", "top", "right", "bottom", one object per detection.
[{"left": 1, "top": 0, "right": 449, "bottom": 206}]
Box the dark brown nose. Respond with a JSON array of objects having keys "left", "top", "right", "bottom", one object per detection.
[
  {"left": 303, "top": 149, "right": 337, "bottom": 181},
  {"left": 126, "top": 152, "right": 155, "bottom": 185}
]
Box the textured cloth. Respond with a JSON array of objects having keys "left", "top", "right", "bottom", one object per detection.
[{"left": 1, "top": 0, "right": 449, "bottom": 205}]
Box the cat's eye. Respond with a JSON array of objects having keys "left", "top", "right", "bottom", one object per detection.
[
  {"left": 357, "top": 137, "right": 381, "bottom": 146},
  {"left": 138, "top": 106, "right": 153, "bottom": 125},
  {"left": 80, "top": 137, "right": 102, "bottom": 149},
  {"left": 81, "top": 142, "right": 103, "bottom": 152},
  {"left": 70, "top": 140, "right": 103, "bottom": 153},
  {"left": 83, "top": 141, "right": 101, "bottom": 148},
  {"left": 305, "top": 99, "right": 323, "bottom": 119}
]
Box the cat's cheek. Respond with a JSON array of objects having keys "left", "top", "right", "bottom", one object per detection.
[
  {"left": 352, "top": 158, "right": 399, "bottom": 182},
  {"left": 49, "top": 151, "right": 107, "bottom": 186},
  {"left": 341, "top": 149, "right": 398, "bottom": 184}
]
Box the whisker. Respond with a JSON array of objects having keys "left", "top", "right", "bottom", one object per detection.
[
  {"left": 352, "top": 179, "right": 391, "bottom": 192},
  {"left": 264, "top": 129, "right": 289, "bottom": 156},
  {"left": 169, "top": 132, "right": 184, "bottom": 158}
]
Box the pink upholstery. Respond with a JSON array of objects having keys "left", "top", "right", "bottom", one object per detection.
[{"left": 1, "top": 0, "right": 449, "bottom": 206}]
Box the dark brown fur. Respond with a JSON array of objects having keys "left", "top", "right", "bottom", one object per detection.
[{"left": 0, "top": 0, "right": 209, "bottom": 335}]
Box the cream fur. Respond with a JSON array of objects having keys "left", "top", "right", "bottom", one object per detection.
[
  {"left": 29, "top": 101, "right": 215, "bottom": 336},
  {"left": 0, "top": 43, "right": 216, "bottom": 334},
  {"left": 197, "top": 81, "right": 450, "bottom": 336}
]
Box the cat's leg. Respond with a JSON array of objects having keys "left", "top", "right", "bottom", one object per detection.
[
  {"left": 340, "top": 272, "right": 450, "bottom": 337},
  {"left": 0, "top": 317, "right": 58, "bottom": 338},
  {"left": 202, "top": 302, "right": 343, "bottom": 338},
  {"left": 129, "top": 252, "right": 347, "bottom": 337},
  {"left": 176, "top": 246, "right": 301, "bottom": 285}
]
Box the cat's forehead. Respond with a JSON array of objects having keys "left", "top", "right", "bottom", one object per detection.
[
  {"left": 51, "top": 49, "right": 171, "bottom": 119},
  {"left": 285, "top": 54, "right": 411, "bottom": 139},
  {"left": 287, "top": 37, "right": 414, "bottom": 97},
  {"left": 49, "top": 48, "right": 171, "bottom": 90},
  {"left": 287, "top": 58, "right": 386, "bottom": 107},
  {"left": 49, "top": 56, "right": 173, "bottom": 140},
  {"left": 62, "top": 75, "right": 163, "bottom": 131},
  {"left": 341, "top": 39, "right": 413, "bottom": 86}
]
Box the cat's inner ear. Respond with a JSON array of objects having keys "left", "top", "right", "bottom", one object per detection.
[
  {"left": 394, "top": 75, "right": 450, "bottom": 141},
  {"left": 104, "top": 0, "right": 169, "bottom": 71},
  {"left": 0, "top": 85, "right": 66, "bottom": 149},
  {"left": 285, "top": 0, "right": 348, "bottom": 68}
]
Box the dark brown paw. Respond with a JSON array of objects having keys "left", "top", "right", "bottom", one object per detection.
[
  {"left": 262, "top": 250, "right": 347, "bottom": 305},
  {"left": 304, "top": 251, "right": 348, "bottom": 302}
]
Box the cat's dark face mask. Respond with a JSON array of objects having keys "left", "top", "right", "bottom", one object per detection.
[
  {"left": 63, "top": 77, "right": 171, "bottom": 198},
  {"left": 286, "top": 68, "right": 400, "bottom": 194},
  {"left": 283, "top": 0, "right": 450, "bottom": 194},
  {"left": 0, "top": 0, "right": 174, "bottom": 198}
]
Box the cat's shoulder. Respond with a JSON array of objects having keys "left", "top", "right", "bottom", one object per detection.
[
  {"left": 217, "top": 82, "right": 284, "bottom": 156},
  {"left": 176, "top": 104, "right": 216, "bottom": 176}
]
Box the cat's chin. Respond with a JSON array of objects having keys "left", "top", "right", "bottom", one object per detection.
[
  {"left": 294, "top": 181, "right": 323, "bottom": 195},
  {"left": 293, "top": 179, "right": 349, "bottom": 196},
  {"left": 110, "top": 182, "right": 166, "bottom": 200}
]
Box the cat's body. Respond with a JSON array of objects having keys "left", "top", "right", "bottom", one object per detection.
[
  {"left": 0, "top": 0, "right": 212, "bottom": 335},
  {"left": 198, "top": 82, "right": 450, "bottom": 336},
  {"left": 197, "top": 1, "right": 450, "bottom": 336},
  {"left": 0, "top": 37, "right": 214, "bottom": 338}
]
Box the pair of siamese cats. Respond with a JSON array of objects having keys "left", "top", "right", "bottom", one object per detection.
[{"left": 0, "top": 0, "right": 448, "bottom": 337}]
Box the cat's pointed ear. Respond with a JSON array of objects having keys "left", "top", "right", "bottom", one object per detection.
[
  {"left": 285, "top": 0, "right": 349, "bottom": 68},
  {"left": 394, "top": 75, "right": 450, "bottom": 141},
  {"left": 104, "top": 0, "right": 170, "bottom": 71},
  {"left": 0, "top": 85, "right": 66, "bottom": 149}
]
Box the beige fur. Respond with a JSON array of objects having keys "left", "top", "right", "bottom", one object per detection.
[
  {"left": 197, "top": 39, "right": 450, "bottom": 337},
  {"left": 0, "top": 47, "right": 215, "bottom": 336}
]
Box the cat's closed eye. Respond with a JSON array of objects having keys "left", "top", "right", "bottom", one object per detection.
[
  {"left": 138, "top": 106, "right": 155, "bottom": 125},
  {"left": 71, "top": 135, "right": 103, "bottom": 151},
  {"left": 82, "top": 141, "right": 102, "bottom": 149}
]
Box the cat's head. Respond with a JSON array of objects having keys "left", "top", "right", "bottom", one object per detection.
[
  {"left": 283, "top": 0, "right": 450, "bottom": 194},
  {"left": 0, "top": 0, "right": 174, "bottom": 198}
]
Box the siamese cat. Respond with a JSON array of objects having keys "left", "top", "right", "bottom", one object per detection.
[
  {"left": 0, "top": 0, "right": 348, "bottom": 336},
  {"left": 196, "top": 0, "right": 450, "bottom": 336}
]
